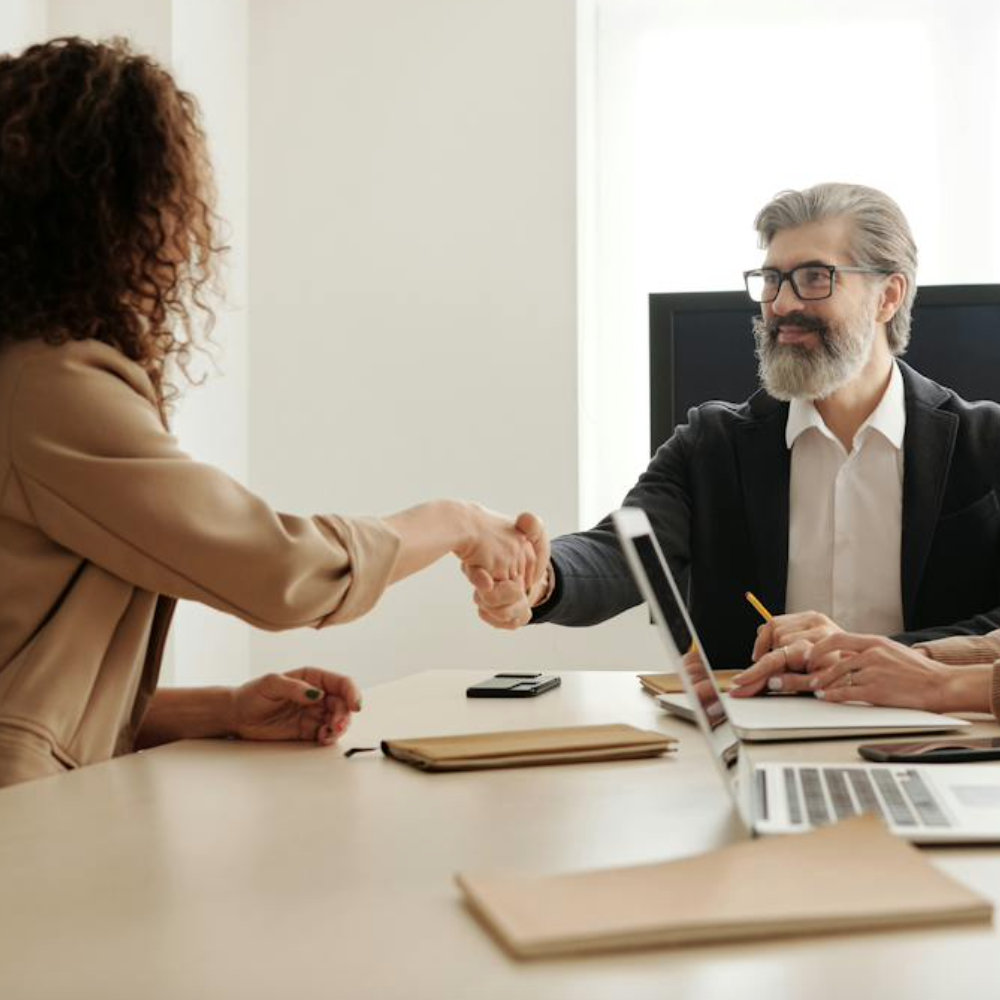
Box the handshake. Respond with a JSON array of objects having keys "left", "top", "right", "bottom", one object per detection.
[{"left": 454, "top": 505, "right": 553, "bottom": 630}]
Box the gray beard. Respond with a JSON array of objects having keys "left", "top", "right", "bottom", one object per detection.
[{"left": 753, "top": 303, "right": 878, "bottom": 401}]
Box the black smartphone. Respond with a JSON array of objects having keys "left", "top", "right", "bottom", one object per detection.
[
  {"left": 466, "top": 672, "right": 561, "bottom": 698},
  {"left": 858, "top": 737, "right": 1000, "bottom": 764}
]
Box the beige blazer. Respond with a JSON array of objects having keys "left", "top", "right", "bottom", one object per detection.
[{"left": 0, "top": 339, "right": 400, "bottom": 788}]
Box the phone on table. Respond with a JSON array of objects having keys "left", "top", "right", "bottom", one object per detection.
[
  {"left": 858, "top": 737, "right": 1000, "bottom": 764},
  {"left": 466, "top": 673, "right": 561, "bottom": 698}
]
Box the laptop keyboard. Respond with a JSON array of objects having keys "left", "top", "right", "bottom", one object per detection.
[{"left": 778, "top": 766, "right": 952, "bottom": 829}]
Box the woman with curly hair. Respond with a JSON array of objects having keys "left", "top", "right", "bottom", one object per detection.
[{"left": 0, "top": 37, "right": 545, "bottom": 788}]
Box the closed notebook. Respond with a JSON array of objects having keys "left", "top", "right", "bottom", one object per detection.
[
  {"left": 381, "top": 724, "right": 676, "bottom": 771},
  {"left": 639, "top": 671, "right": 741, "bottom": 695},
  {"left": 457, "top": 814, "right": 992, "bottom": 957}
]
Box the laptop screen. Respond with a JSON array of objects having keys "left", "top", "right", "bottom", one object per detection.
[{"left": 613, "top": 507, "right": 743, "bottom": 781}]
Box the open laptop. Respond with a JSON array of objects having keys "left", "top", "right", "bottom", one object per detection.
[
  {"left": 613, "top": 505, "right": 1000, "bottom": 843},
  {"left": 657, "top": 690, "right": 970, "bottom": 742}
]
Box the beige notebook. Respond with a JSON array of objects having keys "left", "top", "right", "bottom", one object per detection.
[
  {"left": 381, "top": 724, "right": 676, "bottom": 771},
  {"left": 639, "top": 670, "right": 741, "bottom": 695},
  {"left": 457, "top": 815, "right": 992, "bottom": 957}
]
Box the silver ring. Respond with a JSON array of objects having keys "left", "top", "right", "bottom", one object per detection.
[{"left": 781, "top": 646, "right": 789, "bottom": 668}]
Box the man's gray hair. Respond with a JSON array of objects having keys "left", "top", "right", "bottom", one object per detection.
[{"left": 754, "top": 183, "right": 918, "bottom": 354}]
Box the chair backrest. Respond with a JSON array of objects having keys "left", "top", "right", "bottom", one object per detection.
[{"left": 649, "top": 284, "right": 1000, "bottom": 452}]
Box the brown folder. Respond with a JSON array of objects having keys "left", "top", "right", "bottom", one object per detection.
[
  {"left": 381, "top": 724, "right": 676, "bottom": 772},
  {"left": 457, "top": 815, "right": 992, "bottom": 957},
  {"left": 639, "top": 670, "right": 741, "bottom": 695}
]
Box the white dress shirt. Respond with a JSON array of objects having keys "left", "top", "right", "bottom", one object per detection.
[{"left": 784, "top": 362, "right": 905, "bottom": 635}]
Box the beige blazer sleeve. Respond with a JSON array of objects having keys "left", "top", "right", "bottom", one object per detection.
[
  {"left": 8, "top": 341, "right": 400, "bottom": 629},
  {"left": 914, "top": 630, "right": 1000, "bottom": 666},
  {"left": 915, "top": 631, "right": 1000, "bottom": 721}
]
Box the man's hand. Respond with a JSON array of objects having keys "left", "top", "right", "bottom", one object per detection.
[
  {"left": 232, "top": 667, "right": 362, "bottom": 745},
  {"left": 466, "top": 571, "right": 547, "bottom": 629},
  {"left": 750, "top": 610, "right": 843, "bottom": 662},
  {"left": 732, "top": 611, "right": 844, "bottom": 697},
  {"left": 731, "top": 639, "right": 816, "bottom": 696}
]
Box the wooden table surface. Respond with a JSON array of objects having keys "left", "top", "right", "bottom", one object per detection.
[{"left": 2, "top": 669, "right": 1000, "bottom": 999}]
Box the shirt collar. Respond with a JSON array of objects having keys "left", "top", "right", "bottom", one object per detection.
[{"left": 785, "top": 361, "right": 905, "bottom": 452}]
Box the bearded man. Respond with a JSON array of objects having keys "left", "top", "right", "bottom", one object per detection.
[{"left": 468, "top": 183, "right": 1000, "bottom": 669}]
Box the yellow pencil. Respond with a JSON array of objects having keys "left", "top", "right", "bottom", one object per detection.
[{"left": 744, "top": 590, "right": 773, "bottom": 622}]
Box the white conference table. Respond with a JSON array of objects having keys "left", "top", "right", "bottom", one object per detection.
[{"left": 2, "top": 669, "right": 1000, "bottom": 1000}]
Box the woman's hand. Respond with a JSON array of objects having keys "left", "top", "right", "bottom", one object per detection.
[
  {"left": 806, "top": 633, "right": 993, "bottom": 713},
  {"left": 232, "top": 667, "right": 362, "bottom": 745},
  {"left": 384, "top": 502, "right": 546, "bottom": 592},
  {"left": 453, "top": 505, "right": 546, "bottom": 588}
]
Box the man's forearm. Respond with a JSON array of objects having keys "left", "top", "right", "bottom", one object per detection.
[
  {"left": 530, "top": 535, "right": 642, "bottom": 626},
  {"left": 135, "top": 687, "right": 236, "bottom": 749},
  {"left": 893, "top": 606, "right": 1000, "bottom": 647}
]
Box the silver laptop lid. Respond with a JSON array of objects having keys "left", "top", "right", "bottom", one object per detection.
[{"left": 612, "top": 507, "right": 748, "bottom": 802}]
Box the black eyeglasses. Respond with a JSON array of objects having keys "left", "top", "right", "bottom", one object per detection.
[{"left": 743, "top": 264, "right": 893, "bottom": 304}]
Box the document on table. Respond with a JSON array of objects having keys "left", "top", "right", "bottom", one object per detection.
[{"left": 457, "top": 815, "right": 992, "bottom": 958}]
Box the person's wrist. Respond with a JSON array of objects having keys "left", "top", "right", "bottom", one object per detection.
[
  {"left": 940, "top": 667, "right": 992, "bottom": 715},
  {"left": 224, "top": 685, "right": 242, "bottom": 739},
  {"left": 530, "top": 562, "right": 555, "bottom": 608},
  {"left": 448, "top": 499, "right": 476, "bottom": 557}
]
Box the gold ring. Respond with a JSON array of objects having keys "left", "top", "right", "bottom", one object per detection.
[{"left": 847, "top": 670, "right": 854, "bottom": 687}]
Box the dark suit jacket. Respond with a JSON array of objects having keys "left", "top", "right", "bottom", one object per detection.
[{"left": 534, "top": 362, "right": 1000, "bottom": 669}]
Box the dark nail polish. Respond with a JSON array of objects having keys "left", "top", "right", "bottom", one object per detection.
[{"left": 306, "top": 688, "right": 322, "bottom": 701}]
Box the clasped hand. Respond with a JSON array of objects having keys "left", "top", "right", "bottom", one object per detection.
[{"left": 460, "top": 511, "right": 551, "bottom": 630}]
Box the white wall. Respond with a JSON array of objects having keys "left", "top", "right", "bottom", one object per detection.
[
  {"left": 168, "top": 0, "right": 250, "bottom": 687},
  {"left": 0, "top": 0, "right": 45, "bottom": 52},
  {"left": 46, "top": 0, "right": 170, "bottom": 60},
  {"left": 247, "top": 0, "right": 664, "bottom": 684}
]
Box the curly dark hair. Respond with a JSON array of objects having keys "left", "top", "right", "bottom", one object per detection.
[{"left": 0, "top": 36, "right": 224, "bottom": 406}]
